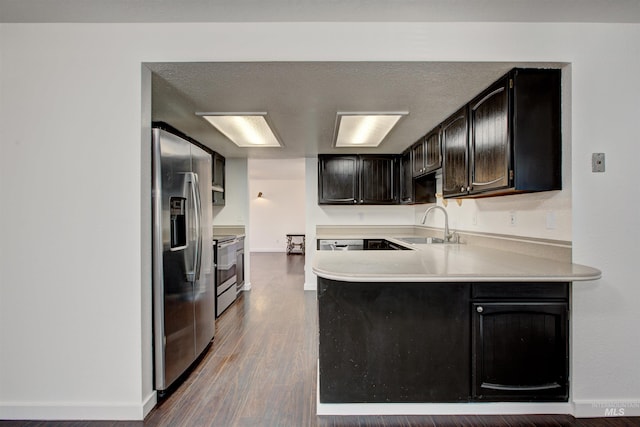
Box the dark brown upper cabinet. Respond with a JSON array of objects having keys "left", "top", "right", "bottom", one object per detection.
[
  {"left": 442, "top": 106, "right": 470, "bottom": 198},
  {"left": 469, "top": 77, "right": 510, "bottom": 194},
  {"left": 425, "top": 129, "right": 442, "bottom": 174},
  {"left": 318, "top": 154, "right": 398, "bottom": 205},
  {"left": 443, "top": 68, "right": 562, "bottom": 198},
  {"left": 411, "top": 127, "right": 442, "bottom": 177},
  {"left": 212, "top": 152, "right": 225, "bottom": 206},
  {"left": 401, "top": 148, "right": 437, "bottom": 205},
  {"left": 318, "top": 155, "right": 359, "bottom": 204},
  {"left": 399, "top": 150, "right": 414, "bottom": 204},
  {"left": 411, "top": 128, "right": 442, "bottom": 178},
  {"left": 360, "top": 155, "right": 398, "bottom": 204},
  {"left": 411, "top": 136, "right": 426, "bottom": 177}
]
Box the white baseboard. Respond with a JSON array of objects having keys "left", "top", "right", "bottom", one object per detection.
[
  {"left": 142, "top": 391, "right": 157, "bottom": 418},
  {"left": 304, "top": 281, "right": 317, "bottom": 291},
  {"left": 574, "top": 399, "right": 640, "bottom": 418},
  {"left": 316, "top": 401, "right": 574, "bottom": 416},
  {"left": 0, "top": 400, "right": 149, "bottom": 421}
]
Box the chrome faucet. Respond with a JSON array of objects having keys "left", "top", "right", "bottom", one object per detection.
[{"left": 421, "top": 205, "right": 454, "bottom": 242}]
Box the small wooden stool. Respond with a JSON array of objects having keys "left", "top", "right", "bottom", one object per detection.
[{"left": 286, "top": 234, "right": 305, "bottom": 255}]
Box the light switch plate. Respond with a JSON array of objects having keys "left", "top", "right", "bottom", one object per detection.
[
  {"left": 546, "top": 211, "right": 556, "bottom": 230},
  {"left": 592, "top": 153, "right": 605, "bottom": 172}
]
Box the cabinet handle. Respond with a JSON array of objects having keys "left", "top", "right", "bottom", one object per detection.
[
  {"left": 476, "top": 306, "right": 484, "bottom": 313},
  {"left": 353, "top": 200, "right": 357, "bottom": 203},
  {"left": 460, "top": 187, "right": 465, "bottom": 192},
  {"left": 467, "top": 186, "right": 472, "bottom": 191}
]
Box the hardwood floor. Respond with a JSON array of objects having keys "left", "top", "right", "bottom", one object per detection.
[{"left": 2, "top": 252, "right": 639, "bottom": 426}]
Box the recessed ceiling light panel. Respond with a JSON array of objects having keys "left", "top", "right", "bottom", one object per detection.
[
  {"left": 197, "top": 113, "right": 282, "bottom": 147},
  {"left": 334, "top": 112, "right": 408, "bottom": 148}
]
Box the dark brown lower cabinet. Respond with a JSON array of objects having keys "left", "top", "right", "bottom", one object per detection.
[
  {"left": 472, "top": 284, "right": 569, "bottom": 402},
  {"left": 317, "top": 279, "right": 569, "bottom": 404},
  {"left": 317, "top": 278, "right": 470, "bottom": 403}
]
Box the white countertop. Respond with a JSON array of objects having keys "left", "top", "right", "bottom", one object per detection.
[{"left": 312, "top": 238, "right": 601, "bottom": 283}]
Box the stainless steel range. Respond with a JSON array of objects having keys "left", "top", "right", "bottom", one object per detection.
[{"left": 214, "top": 235, "right": 238, "bottom": 317}]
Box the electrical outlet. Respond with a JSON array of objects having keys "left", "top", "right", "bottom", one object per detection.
[{"left": 509, "top": 211, "right": 517, "bottom": 226}]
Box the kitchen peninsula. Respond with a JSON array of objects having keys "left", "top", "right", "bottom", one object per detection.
[{"left": 313, "top": 234, "right": 601, "bottom": 411}]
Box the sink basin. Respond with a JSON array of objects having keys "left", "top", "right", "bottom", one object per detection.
[{"left": 395, "top": 236, "right": 446, "bottom": 244}]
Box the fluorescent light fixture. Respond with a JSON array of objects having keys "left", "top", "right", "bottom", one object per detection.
[
  {"left": 197, "top": 113, "right": 282, "bottom": 147},
  {"left": 334, "top": 112, "right": 408, "bottom": 148}
]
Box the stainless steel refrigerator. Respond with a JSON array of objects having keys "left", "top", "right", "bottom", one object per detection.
[{"left": 151, "top": 124, "right": 215, "bottom": 392}]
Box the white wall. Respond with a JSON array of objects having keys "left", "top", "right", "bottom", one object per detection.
[
  {"left": 248, "top": 158, "right": 306, "bottom": 252},
  {"left": 212, "top": 158, "right": 249, "bottom": 227},
  {"left": 415, "top": 179, "right": 572, "bottom": 241},
  {"left": 1, "top": 22, "right": 639, "bottom": 420}
]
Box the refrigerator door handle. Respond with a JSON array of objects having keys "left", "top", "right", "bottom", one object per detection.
[
  {"left": 184, "top": 172, "right": 199, "bottom": 283},
  {"left": 192, "top": 172, "right": 203, "bottom": 281}
]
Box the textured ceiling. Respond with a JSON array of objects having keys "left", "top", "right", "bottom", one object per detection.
[{"left": 148, "top": 61, "right": 563, "bottom": 159}]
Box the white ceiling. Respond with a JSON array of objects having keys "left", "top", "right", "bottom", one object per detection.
[{"left": 2, "top": 0, "right": 639, "bottom": 23}]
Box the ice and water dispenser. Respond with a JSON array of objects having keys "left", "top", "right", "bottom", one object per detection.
[{"left": 170, "top": 197, "right": 187, "bottom": 249}]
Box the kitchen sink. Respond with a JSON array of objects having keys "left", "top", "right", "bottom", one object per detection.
[{"left": 395, "top": 236, "right": 447, "bottom": 244}]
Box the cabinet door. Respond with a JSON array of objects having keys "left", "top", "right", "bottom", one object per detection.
[
  {"left": 212, "top": 153, "right": 225, "bottom": 188},
  {"left": 411, "top": 138, "right": 426, "bottom": 177},
  {"left": 472, "top": 302, "right": 568, "bottom": 401},
  {"left": 212, "top": 153, "right": 225, "bottom": 206},
  {"left": 318, "top": 155, "right": 359, "bottom": 204},
  {"left": 399, "top": 150, "right": 414, "bottom": 204},
  {"left": 360, "top": 155, "right": 397, "bottom": 204},
  {"left": 424, "top": 128, "right": 442, "bottom": 173},
  {"left": 469, "top": 78, "right": 510, "bottom": 194},
  {"left": 442, "top": 107, "right": 469, "bottom": 197}
]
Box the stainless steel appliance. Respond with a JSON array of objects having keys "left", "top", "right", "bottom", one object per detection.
[
  {"left": 152, "top": 123, "right": 215, "bottom": 393},
  {"left": 317, "top": 239, "right": 410, "bottom": 251},
  {"left": 214, "top": 235, "right": 238, "bottom": 317},
  {"left": 318, "top": 239, "right": 364, "bottom": 251},
  {"left": 236, "top": 236, "right": 245, "bottom": 295}
]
